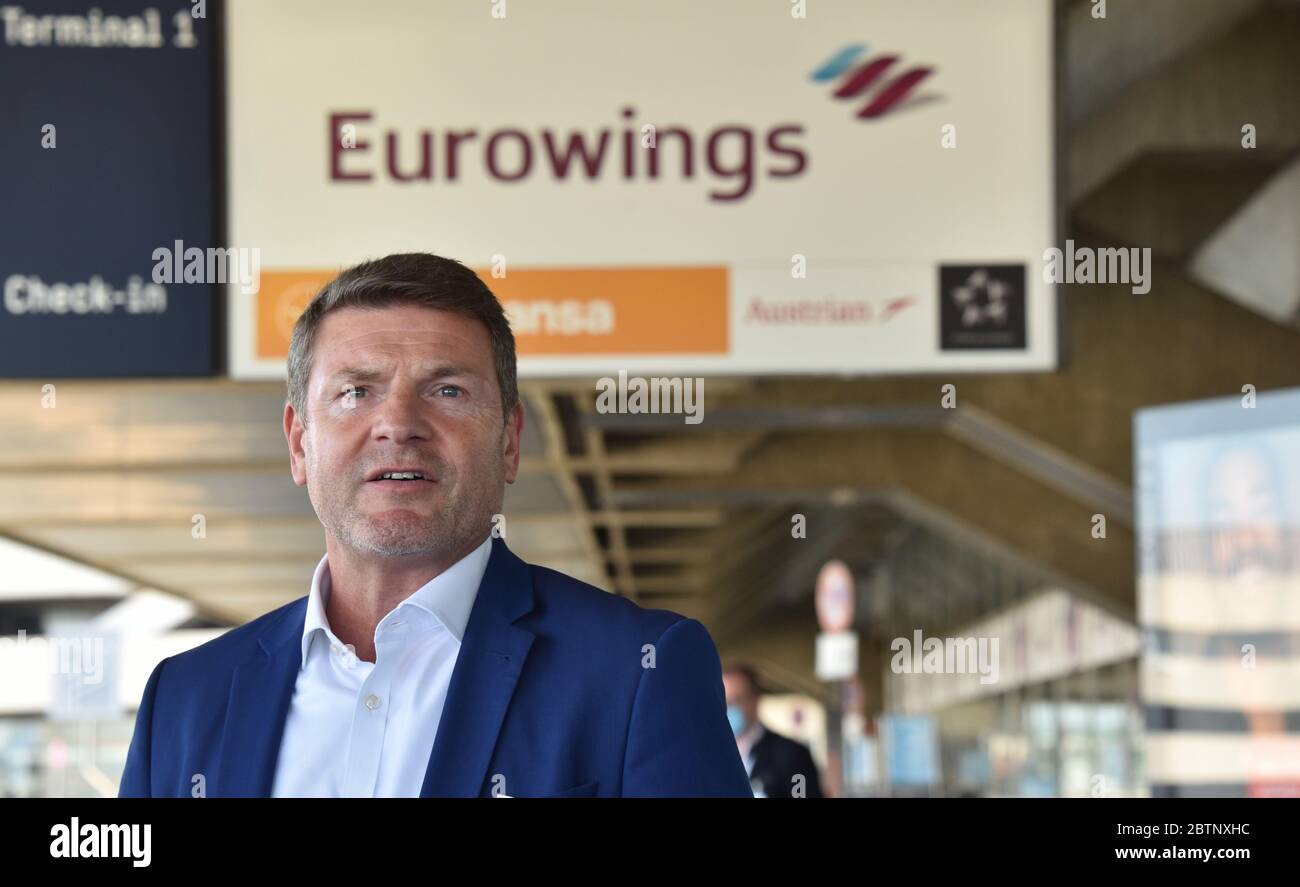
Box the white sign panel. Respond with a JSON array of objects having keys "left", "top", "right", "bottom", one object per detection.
[
  {"left": 226, "top": 0, "right": 1055, "bottom": 379},
  {"left": 816, "top": 630, "right": 860, "bottom": 682}
]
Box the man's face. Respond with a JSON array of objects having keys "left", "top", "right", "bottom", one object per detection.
[
  {"left": 723, "top": 672, "right": 759, "bottom": 721},
  {"left": 284, "top": 305, "right": 522, "bottom": 562}
]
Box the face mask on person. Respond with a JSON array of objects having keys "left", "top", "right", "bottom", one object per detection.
[{"left": 727, "top": 705, "right": 747, "bottom": 737}]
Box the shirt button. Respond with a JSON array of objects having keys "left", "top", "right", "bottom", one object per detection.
[{"left": 364, "top": 694, "right": 381, "bottom": 711}]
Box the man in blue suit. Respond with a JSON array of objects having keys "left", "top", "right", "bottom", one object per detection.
[{"left": 119, "top": 253, "right": 752, "bottom": 798}]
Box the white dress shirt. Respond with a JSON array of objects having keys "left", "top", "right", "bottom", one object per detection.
[
  {"left": 738, "top": 723, "right": 767, "bottom": 797},
  {"left": 737, "top": 722, "right": 765, "bottom": 775},
  {"left": 270, "top": 535, "right": 493, "bottom": 797}
]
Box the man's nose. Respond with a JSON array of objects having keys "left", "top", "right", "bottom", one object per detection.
[{"left": 371, "top": 389, "right": 432, "bottom": 443}]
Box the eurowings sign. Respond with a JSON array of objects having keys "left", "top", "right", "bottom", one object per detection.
[{"left": 226, "top": 0, "right": 1055, "bottom": 379}]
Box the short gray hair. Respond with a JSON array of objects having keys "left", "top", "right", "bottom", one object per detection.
[{"left": 286, "top": 253, "right": 518, "bottom": 424}]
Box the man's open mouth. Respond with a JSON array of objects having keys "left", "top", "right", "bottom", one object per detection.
[{"left": 366, "top": 468, "right": 437, "bottom": 484}]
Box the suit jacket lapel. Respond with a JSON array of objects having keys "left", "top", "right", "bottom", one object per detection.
[
  {"left": 215, "top": 600, "right": 304, "bottom": 797},
  {"left": 420, "top": 537, "right": 536, "bottom": 797}
]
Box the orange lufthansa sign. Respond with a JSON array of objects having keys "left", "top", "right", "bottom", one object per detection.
[
  {"left": 488, "top": 266, "right": 728, "bottom": 355},
  {"left": 255, "top": 271, "right": 336, "bottom": 360},
  {"left": 253, "top": 266, "right": 729, "bottom": 360}
]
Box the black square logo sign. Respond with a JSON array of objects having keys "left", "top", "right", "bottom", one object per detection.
[{"left": 939, "top": 264, "right": 1027, "bottom": 350}]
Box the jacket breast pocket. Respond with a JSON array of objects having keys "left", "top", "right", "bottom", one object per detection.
[{"left": 523, "top": 779, "right": 600, "bottom": 799}]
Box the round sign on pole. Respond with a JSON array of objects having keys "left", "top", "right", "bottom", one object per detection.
[{"left": 815, "top": 559, "right": 855, "bottom": 633}]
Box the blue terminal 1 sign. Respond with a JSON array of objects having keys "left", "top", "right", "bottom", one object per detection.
[{"left": 0, "top": 1, "right": 218, "bottom": 377}]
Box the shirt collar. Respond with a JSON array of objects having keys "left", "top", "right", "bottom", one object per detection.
[{"left": 300, "top": 534, "right": 494, "bottom": 670}]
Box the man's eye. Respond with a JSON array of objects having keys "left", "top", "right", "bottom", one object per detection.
[
  {"left": 437, "top": 385, "right": 462, "bottom": 397},
  {"left": 343, "top": 386, "right": 369, "bottom": 399}
]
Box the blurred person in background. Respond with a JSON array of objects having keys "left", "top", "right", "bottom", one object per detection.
[{"left": 723, "top": 663, "right": 823, "bottom": 798}]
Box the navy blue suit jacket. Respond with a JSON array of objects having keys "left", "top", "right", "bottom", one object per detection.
[{"left": 119, "top": 536, "right": 753, "bottom": 797}]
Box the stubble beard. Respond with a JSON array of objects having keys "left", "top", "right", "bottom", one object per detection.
[{"left": 309, "top": 454, "right": 503, "bottom": 563}]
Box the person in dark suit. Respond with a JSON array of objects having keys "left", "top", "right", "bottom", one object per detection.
[
  {"left": 119, "top": 253, "right": 752, "bottom": 798},
  {"left": 722, "top": 663, "right": 824, "bottom": 798}
]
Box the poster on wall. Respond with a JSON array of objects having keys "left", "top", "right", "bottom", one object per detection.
[
  {"left": 224, "top": 0, "right": 1055, "bottom": 379},
  {"left": 1136, "top": 388, "right": 1300, "bottom": 797}
]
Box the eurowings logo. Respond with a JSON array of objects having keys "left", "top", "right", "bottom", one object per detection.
[{"left": 811, "top": 44, "right": 938, "bottom": 120}]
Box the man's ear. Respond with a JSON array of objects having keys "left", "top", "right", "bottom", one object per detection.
[
  {"left": 284, "top": 402, "right": 308, "bottom": 487},
  {"left": 502, "top": 400, "right": 524, "bottom": 485}
]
